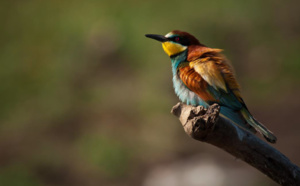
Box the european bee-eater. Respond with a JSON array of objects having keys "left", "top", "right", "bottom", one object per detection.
[{"left": 145, "top": 30, "right": 277, "bottom": 143}]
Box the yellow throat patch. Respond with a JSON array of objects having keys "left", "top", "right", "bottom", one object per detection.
[{"left": 162, "top": 42, "right": 187, "bottom": 56}]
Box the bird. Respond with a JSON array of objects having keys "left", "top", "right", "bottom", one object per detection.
[{"left": 145, "top": 30, "right": 277, "bottom": 143}]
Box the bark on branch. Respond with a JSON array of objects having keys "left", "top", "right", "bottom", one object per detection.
[{"left": 171, "top": 102, "right": 300, "bottom": 186}]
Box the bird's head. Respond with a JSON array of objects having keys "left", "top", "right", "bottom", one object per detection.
[{"left": 145, "top": 30, "right": 202, "bottom": 57}]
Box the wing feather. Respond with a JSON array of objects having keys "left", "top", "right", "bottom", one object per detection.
[
  {"left": 188, "top": 54, "right": 244, "bottom": 110},
  {"left": 190, "top": 58, "right": 227, "bottom": 92}
]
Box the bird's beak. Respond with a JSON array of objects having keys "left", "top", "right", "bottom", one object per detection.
[{"left": 145, "top": 34, "right": 168, "bottom": 42}]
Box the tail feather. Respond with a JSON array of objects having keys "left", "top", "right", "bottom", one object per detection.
[
  {"left": 220, "top": 106, "right": 256, "bottom": 134},
  {"left": 241, "top": 108, "right": 277, "bottom": 143},
  {"left": 220, "top": 106, "right": 277, "bottom": 143}
]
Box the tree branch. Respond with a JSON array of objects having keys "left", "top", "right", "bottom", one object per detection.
[{"left": 171, "top": 102, "right": 300, "bottom": 186}]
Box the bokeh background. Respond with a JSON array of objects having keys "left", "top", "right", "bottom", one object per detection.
[{"left": 1, "top": 0, "right": 300, "bottom": 186}]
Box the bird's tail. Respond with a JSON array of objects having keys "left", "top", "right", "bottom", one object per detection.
[
  {"left": 220, "top": 106, "right": 257, "bottom": 134},
  {"left": 240, "top": 107, "right": 277, "bottom": 143}
]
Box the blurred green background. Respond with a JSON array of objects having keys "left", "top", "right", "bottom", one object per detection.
[{"left": 1, "top": 0, "right": 300, "bottom": 186}]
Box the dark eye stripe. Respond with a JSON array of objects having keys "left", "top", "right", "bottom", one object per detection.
[
  {"left": 168, "top": 36, "right": 190, "bottom": 46},
  {"left": 168, "top": 37, "right": 178, "bottom": 42}
]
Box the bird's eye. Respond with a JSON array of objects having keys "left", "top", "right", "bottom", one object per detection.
[{"left": 175, "top": 37, "right": 180, "bottom": 42}]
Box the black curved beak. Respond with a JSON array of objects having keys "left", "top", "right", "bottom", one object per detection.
[{"left": 145, "top": 34, "right": 168, "bottom": 42}]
